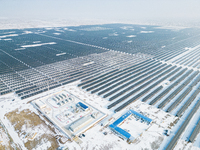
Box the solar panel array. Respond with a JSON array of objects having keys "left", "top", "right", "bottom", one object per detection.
[
  {"left": 171, "top": 47, "right": 200, "bottom": 69},
  {"left": 1, "top": 25, "right": 200, "bottom": 149},
  {"left": 0, "top": 42, "right": 147, "bottom": 99}
]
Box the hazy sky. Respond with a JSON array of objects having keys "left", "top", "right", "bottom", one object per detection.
[{"left": 1, "top": 0, "right": 200, "bottom": 25}]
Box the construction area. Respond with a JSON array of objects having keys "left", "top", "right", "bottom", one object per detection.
[{"left": 32, "top": 90, "right": 107, "bottom": 142}]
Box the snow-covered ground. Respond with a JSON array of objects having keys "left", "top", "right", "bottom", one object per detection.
[
  {"left": 140, "top": 31, "right": 154, "bottom": 33},
  {"left": 0, "top": 80, "right": 176, "bottom": 149},
  {"left": 126, "top": 35, "right": 136, "bottom": 38},
  {"left": 21, "top": 42, "right": 56, "bottom": 48},
  {"left": 0, "top": 78, "right": 199, "bottom": 150}
]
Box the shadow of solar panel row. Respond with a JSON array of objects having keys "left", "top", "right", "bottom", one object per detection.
[
  {"left": 0, "top": 57, "right": 31, "bottom": 95},
  {"left": 77, "top": 58, "right": 146, "bottom": 85},
  {"left": 83, "top": 60, "right": 157, "bottom": 90},
  {"left": 79, "top": 55, "right": 150, "bottom": 85},
  {"left": 113, "top": 66, "right": 178, "bottom": 111},
  {"left": 2, "top": 49, "right": 120, "bottom": 97},
  {"left": 0, "top": 33, "right": 109, "bottom": 70},
  {"left": 55, "top": 25, "right": 200, "bottom": 62},
  {"left": 155, "top": 35, "right": 200, "bottom": 61},
  {"left": 172, "top": 48, "right": 200, "bottom": 68},
  {"left": 86, "top": 51, "right": 145, "bottom": 68},
  {"left": 21, "top": 88, "right": 50, "bottom": 100},
  {"left": 181, "top": 49, "right": 200, "bottom": 65},
  {"left": 17, "top": 80, "right": 53, "bottom": 96},
  {"left": 180, "top": 49, "right": 200, "bottom": 67},
  {"left": 141, "top": 67, "right": 182, "bottom": 102},
  {"left": 16, "top": 78, "right": 51, "bottom": 94},
  {"left": 2, "top": 47, "right": 95, "bottom": 94},
  {"left": 19, "top": 81, "right": 59, "bottom": 97},
  {"left": 25, "top": 47, "right": 76, "bottom": 64},
  {"left": 57, "top": 64, "right": 110, "bottom": 83},
  {"left": 164, "top": 72, "right": 200, "bottom": 112},
  {"left": 96, "top": 61, "right": 159, "bottom": 96},
  {"left": 157, "top": 44, "right": 200, "bottom": 62},
  {"left": 108, "top": 64, "right": 169, "bottom": 101},
  {"left": 16, "top": 65, "right": 99, "bottom": 98},
  {"left": 78, "top": 69, "right": 119, "bottom": 87},
  {"left": 43, "top": 39, "right": 108, "bottom": 57},
  {"left": 13, "top": 51, "right": 146, "bottom": 99},
  {"left": 181, "top": 48, "right": 200, "bottom": 64},
  {"left": 189, "top": 119, "right": 200, "bottom": 142},
  {"left": 176, "top": 87, "right": 200, "bottom": 117},
  {"left": 153, "top": 48, "right": 185, "bottom": 61},
  {"left": 0, "top": 84, "right": 7, "bottom": 90},
  {"left": 0, "top": 61, "right": 15, "bottom": 75},
  {"left": 109, "top": 65, "right": 177, "bottom": 111},
  {"left": 80, "top": 56, "right": 144, "bottom": 82},
  {"left": 0, "top": 52, "right": 30, "bottom": 71},
  {"left": 57, "top": 65, "right": 109, "bottom": 84},
  {"left": 166, "top": 87, "right": 192, "bottom": 113},
  {"left": 169, "top": 68, "right": 187, "bottom": 82},
  {"left": 157, "top": 71, "right": 199, "bottom": 108},
  {"left": 0, "top": 64, "right": 53, "bottom": 97},
  {"left": 149, "top": 69, "right": 193, "bottom": 105},
  {"left": 90, "top": 54, "right": 144, "bottom": 70},
  {"left": 102, "top": 62, "right": 163, "bottom": 98},
  {"left": 165, "top": 99, "right": 200, "bottom": 150},
  {"left": 18, "top": 33, "right": 107, "bottom": 59},
  {"left": 21, "top": 52, "right": 140, "bottom": 98},
  {"left": 90, "top": 61, "right": 158, "bottom": 94},
  {"left": 87, "top": 51, "right": 141, "bottom": 65},
  {"left": 155, "top": 48, "right": 187, "bottom": 61}
]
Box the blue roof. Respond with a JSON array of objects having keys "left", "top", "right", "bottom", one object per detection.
[
  {"left": 109, "top": 124, "right": 131, "bottom": 139},
  {"left": 112, "top": 110, "right": 132, "bottom": 126},
  {"left": 130, "top": 110, "right": 152, "bottom": 123},
  {"left": 109, "top": 109, "right": 152, "bottom": 140},
  {"left": 114, "top": 126, "right": 131, "bottom": 139},
  {"left": 112, "top": 110, "right": 152, "bottom": 127},
  {"left": 77, "top": 102, "right": 88, "bottom": 109},
  {"left": 109, "top": 124, "right": 115, "bottom": 128}
]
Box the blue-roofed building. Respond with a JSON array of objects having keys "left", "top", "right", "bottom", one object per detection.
[
  {"left": 112, "top": 110, "right": 132, "bottom": 126},
  {"left": 130, "top": 110, "right": 152, "bottom": 124},
  {"left": 109, "top": 109, "right": 152, "bottom": 141},
  {"left": 112, "top": 126, "right": 131, "bottom": 139},
  {"left": 77, "top": 102, "right": 89, "bottom": 111}
]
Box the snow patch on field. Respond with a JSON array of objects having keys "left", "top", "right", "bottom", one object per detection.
[
  {"left": 0, "top": 93, "right": 58, "bottom": 150},
  {"left": 155, "top": 26, "right": 188, "bottom": 31},
  {"left": 120, "top": 26, "right": 134, "bottom": 31},
  {"left": 33, "top": 41, "right": 41, "bottom": 43},
  {"left": 126, "top": 35, "right": 136, "bottom": 38},
  {"left": 21, "top": 42, "right": 56, "bottom": 48},
  {"left": 64, "top": 28, "right": 76, "bottom": 32},
  {"left": 15, "top": 48, "right": 26, "bottom": 51},
  {"left": 3, "top": 38, "right": 12, "bottom": 41},
  {"left": 56, "top": 52, "right": 66, "bottom": 56},
  {"left": 22, "top": 31, "right": 33, "bottom": 34},
  {"left": 140, "top": 31, "right": 154, "bottom": 33},
  {"left": 80, "top": 27, "right": 111, "bottom": 31},
  {"left": 109, "top": 32, "right": 119, "bottom": 36},
  {"left": 0, "top": 34, "right": 18, "bottom": 38},
  {"left": 53, "top": 33, "right": 61, "bottom": 35}
]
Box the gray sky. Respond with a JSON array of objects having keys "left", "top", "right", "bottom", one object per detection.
[{"left": 1, "top": 0, "right": 200, "bottom": 26}]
